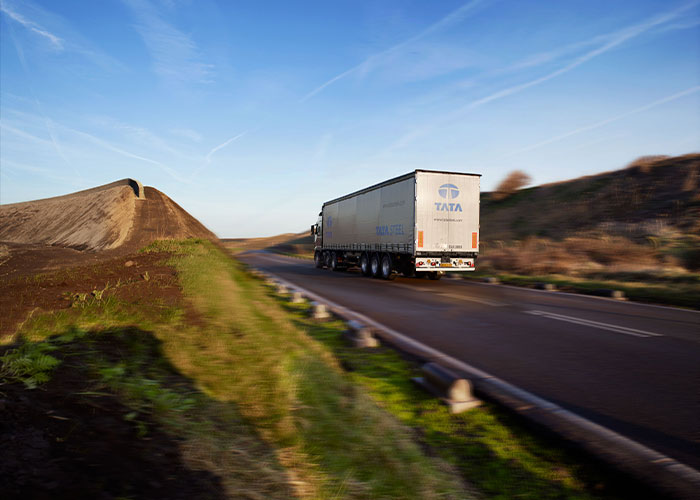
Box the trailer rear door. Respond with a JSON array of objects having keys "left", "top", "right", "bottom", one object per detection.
[{"left": 415, "top": 171, "right": 480, "bottom": 254}]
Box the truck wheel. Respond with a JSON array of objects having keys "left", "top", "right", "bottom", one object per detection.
[
  {"left": 323, "top": 251, "right": 331, "bottom": 269},
  {"left": 360, "top": 253, "right": 371, "bottom": 276},
  {"left": 314, "top": 251, "right": 323, "bottom": 268},
  {"left": 370, "top": 253, "right": 381, "bottom": 278},
  {"left": 331, "top": 252, "right": 339, "bottom": 271},
  {"left": 380, "top": 254, "right": 395, "bottom": 280},
  {"left": 427, "top": 271, "right": 442, "bottom": 280}
]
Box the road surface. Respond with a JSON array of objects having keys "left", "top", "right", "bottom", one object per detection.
[{"left": 240, "top": 251, "right": 700, "bottom": 470}]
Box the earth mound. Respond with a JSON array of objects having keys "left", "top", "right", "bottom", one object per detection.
[{"left": 0, "top": 179, "right": 217, "bottom": 278}]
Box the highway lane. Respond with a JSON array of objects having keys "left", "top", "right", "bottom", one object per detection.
[{"left": 240, "top": 251, "right": 700, "bottom": 470}]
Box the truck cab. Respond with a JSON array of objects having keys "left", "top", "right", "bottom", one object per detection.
[{"left": 311, "top": 213, "right": 323, "bottom": 266}]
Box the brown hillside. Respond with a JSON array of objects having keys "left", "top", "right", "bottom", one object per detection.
[
  {"left": 481, "top": 153, "right": 700, "bottom": 241},
  {"left": 0, "top": 179, "right": 217, "bottom": 278},
  {"left": 222, "top": 231, "right": 313, "bottom": 256}
]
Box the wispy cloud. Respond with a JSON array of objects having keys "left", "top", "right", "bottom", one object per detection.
[
  {"left": 498, "top": 86, "right": 700, "bottom": 159},
  {"left": 122, "top": 0, "right": 214, "bottom": 84},
  {"left": 205, "top": 132, "right": 247, "bottom": 163},
  {"left": 170, "top": 128, "right": 202, "bottom": 143},
  {"left": 69, "top": 127, "right": 185, "bottom": 181},
  {"left": 0, "top": 122, "right": 54, "bottom": 146},
  {"left": 1, "top": 0, "right": 127, "bottom": 71},
  {"left": 2, "top": 114, "right": 186, "bottom": 182},
  {"left": 185, "top": 131, "right": 247, "bottom": 180},
  {"left": 386, "top": 1, "right": 700, "bottom": 152},
  {"left": 0, "top": 0, "right": 63, "bottom": 49},
  {"left": 1, "top": 158, "right": 81, "bottom": 186},
  {"left": 301, "top": 0, "right": 487, "bottom": 102},
  {"left": 91, "top": 116, "right": 199, "bottom": 162}
]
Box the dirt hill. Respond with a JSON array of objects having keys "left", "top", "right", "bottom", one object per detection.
[{"left": 0, "top": 179, "right": 217, "bottom": 278}]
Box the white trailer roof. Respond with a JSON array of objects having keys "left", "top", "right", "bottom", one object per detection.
[{"left": 322, "top": 169, "right": 481, "bottom": 207}]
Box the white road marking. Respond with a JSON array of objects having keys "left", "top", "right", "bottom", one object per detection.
[
  {"left": 392, "top": 283, "right": 504, "bottom": 306},
  {"left": 526, "top": 310, "right": 663, "bottom": 338},
  {"left": 438, "top": 292, "right": 505, "bottom": 307}
]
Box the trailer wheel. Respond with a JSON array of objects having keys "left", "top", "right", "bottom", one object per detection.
[
  {"left": 323, "top": 251, "right": 331, "bottom": 269},
  {"left": 360, "top": 253, "right": 371, "bottom": 276},
  {"left": 380, "top": 254, "right": 395, "bottom": 280},
  {"left": 427, "top": 271, "right": 442, "bottom": 280},
  {"left": 370, "top": 253, "right": 381, "bottom": 278},
  {"left": 314, "top": 251, "right": 323, "bottom": 268},
  {"left": 331, "top": 252, "right": 340, "bottom": 271}
]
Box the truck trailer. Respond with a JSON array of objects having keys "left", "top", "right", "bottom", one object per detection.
[{"left": 310, "top": 170, "right": 480, "bottom": 280}]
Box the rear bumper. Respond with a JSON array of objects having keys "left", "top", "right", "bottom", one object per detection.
[{"left": 415, "top": 257, "right": 475, "bottom": 271}]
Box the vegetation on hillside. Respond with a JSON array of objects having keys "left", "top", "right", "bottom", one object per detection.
[{"left": 474, "top": 154, "right": 700, "bottom": 307}]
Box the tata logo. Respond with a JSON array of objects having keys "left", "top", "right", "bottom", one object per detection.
[
  {"left": 438, "top": 184, "right": 459, "bottom": 199},
  {"left": 435, "top": 183, "right": 462, "bottom": 211}
]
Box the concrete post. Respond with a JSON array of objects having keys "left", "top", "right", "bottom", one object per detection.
[
  {"left": 310, "top": 301, "right": 331, "bottom": 321},
  {"left": 413, "top": 362, "right": 480, "bottom": 413},
  {"left": 343, "top": 320, "right": 379, "bottom": 348}
]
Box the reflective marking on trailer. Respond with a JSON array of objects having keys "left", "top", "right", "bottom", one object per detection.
[
  {"left": 418, "top": 231, "right": 424, "bottom": 248},
  {"left": 472, "top": 232, "right": 478, "bottom": 249}
]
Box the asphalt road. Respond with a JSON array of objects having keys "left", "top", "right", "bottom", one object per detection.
[{"left": 240, "top": 251, "right": 700, "bottom": 470}]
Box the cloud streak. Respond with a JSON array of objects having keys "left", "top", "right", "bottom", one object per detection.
[
  {"left": 387, "top": 1, "right": 700, "bottom": 152},
  {"left": 0, "top": 1, "right": 63, "bottom": 48},
  {"left": 301, "top": 0, "right": 486, "bottom": 102},
  {"left": 205, "top": 131, "right": 247, "bottom": 163},
  {"left": 499, "top": 86, "right": 700, "bottom": 159},
  {"left": 1, "top": 0, "right": 128, "bottom": 72},
  {"left": 122, "top": 0, "right": 214, "bottom": 84},
  {"left": 2, "top": 115, "right": 186, "bottom": 182}
]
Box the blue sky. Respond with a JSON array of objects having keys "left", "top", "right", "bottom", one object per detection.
[{"left": 1, "top": 0, "right": 699, "bottom": 237}]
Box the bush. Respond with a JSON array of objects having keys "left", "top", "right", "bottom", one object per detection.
[
  {"left": 625, "top": 155, "right": 669, "bottom": 174},
  {"left": 492, "top": 170, "right": 531, "bottom": 201}
]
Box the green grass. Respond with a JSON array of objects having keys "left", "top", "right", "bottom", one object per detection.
[
  {"left": 261, "top": 282, "right": 640, "bottom": 500},
  {"left": 7, "top": 238, "right": 468, "bottom": 499},
  {"left": 3, "top": 238, "right": 651, "bottom": 498},
  {"left": 1, "top": 325, "right": 296, "bottom": 498},
  {"left": 0, "top": 340, "right": 61, "bottom": 389}
]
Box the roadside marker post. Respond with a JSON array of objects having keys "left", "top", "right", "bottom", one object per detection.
[
  {"left": 413, "top": 362, "right": 480, "bottom": 413},
  {"left": 310, "top": 301, "right": 331, "bottom": 321},
  {"left": 344, "top": 320, "right": 379, "bottom": 348}
]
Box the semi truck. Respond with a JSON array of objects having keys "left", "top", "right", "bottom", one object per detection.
[{"left": 310, "top": 170, "right": 480, "bottom": 280}]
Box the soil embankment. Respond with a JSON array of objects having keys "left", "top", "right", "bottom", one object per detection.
[{"left": 0, "top": 180, "right": 217, "bottom": 279}]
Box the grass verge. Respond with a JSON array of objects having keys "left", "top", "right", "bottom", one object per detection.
[
  {"left": 258, "top": 272, "right": 658, "bottom": 500},
  {"left": 3, "top": 239, "right": 468, "bottom": 499}
]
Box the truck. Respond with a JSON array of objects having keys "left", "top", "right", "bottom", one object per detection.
[{"left": 310, "top": 169, "right": 480, "bottom": 280}]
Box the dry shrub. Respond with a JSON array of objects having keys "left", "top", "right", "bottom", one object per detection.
[
  {"left": 561, "top": 237, "right": 658, "bottom": 267},
  {"left": 682, "top": 164, "right": 698, "bottom": 193},
  {"left": 480, "top": 236, "right": 661, "bottom": 275},
  {"left": 492, "top": 170, "right": 531, "bottom": 201},
  {"left": 625, "top": 155, "right": 669, "bottom": 174},
  {"left": 480, "top": 238, "right": 577, "bottom": 274}
]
